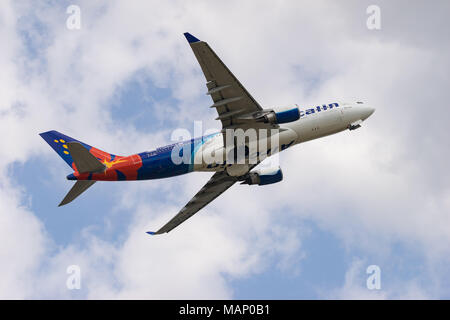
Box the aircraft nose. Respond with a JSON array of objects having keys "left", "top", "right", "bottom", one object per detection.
[{"left": 362, "top": 106, "right": 375, "bottom": 120}]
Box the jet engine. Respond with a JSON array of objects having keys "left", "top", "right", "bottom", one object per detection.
[
  {"left": 241, "top": 167, "right": 283, "bottom": 186},
  {"left": 272, "top": 105, "right": 301, "bottom": 124},
  {"left": 239, "top": 105, "right": 300, "bottom": 125}
]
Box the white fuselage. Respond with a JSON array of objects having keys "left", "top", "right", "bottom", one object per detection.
[{"left": 193, "top": 101, "right": 375, "bottom": 173}]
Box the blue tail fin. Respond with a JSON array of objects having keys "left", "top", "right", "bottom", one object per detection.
[{"left": 39, "top": 130, "right": 116, "bottom": 169}]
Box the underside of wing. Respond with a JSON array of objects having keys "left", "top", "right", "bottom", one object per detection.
[
  {"left": 184, "top": 32, "right": 278, "bottom": 134},
  {"left": 148, "top": 171, "right": 238, "bottom": 235}
]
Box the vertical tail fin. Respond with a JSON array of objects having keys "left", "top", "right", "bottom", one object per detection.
[
  {"left": 39, "top": 130, "right": 119, "bottom": 170},
  {"left": 40, "top": 131, "right": 118, "bottom": 206}
]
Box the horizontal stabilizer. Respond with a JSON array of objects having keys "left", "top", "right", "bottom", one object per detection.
[
  {"left": 68, "top": 142, "right": 106, "bottom": 173},
  {"left": 39, "top": 130, "right": 119, "bottom": 169},
  {"left": 59, "top": 180, "right": 96, "bottom": 207}
]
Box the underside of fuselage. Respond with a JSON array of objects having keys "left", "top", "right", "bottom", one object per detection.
[
  {"left": 67, "top": 126, "right": 300, "bottom": 181},
  {"left": 64, "top": 101, "right": 375, "bottom": 183}
]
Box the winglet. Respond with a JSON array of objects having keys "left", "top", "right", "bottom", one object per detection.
[
  {"left": 146, "top": 231, "right": 156, "bottom": 236},
  {"left": 184, "top": 32, "right": 200, "bottom": 43}
]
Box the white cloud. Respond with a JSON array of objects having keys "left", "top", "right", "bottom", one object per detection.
[
  {"left": 0, "top": 0, "right": 449, "bottom": 299},
  {"left": 325, "top": 258, "right": 432, "bottom": 300},
  {"left": 0, "top": 177, "right": 48, "bottom": 299}
]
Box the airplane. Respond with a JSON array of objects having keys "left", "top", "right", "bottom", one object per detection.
[{"left": 40, "top": 32, "right": 375, "bottom": 235}]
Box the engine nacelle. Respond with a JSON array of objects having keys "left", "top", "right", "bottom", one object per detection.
[
  {"left": 273, "top": 105, "right": 300, "bottom": 124},
  {"left": 241, "top": 167, "right": 283, "bottom": 186},
  {"left": 245, "top": 105, "right": 300, "bottom": 125}
]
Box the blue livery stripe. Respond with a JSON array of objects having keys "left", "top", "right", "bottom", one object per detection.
[{"left": 39, "top": 130, "right": 92, "bottom": 168}]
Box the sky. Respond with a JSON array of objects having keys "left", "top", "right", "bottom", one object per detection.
[{"left": 0, "top": 0, "right": 449, "bottom": 299}]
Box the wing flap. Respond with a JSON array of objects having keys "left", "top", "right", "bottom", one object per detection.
[
  {"left": 184, "top": 33, "right": 266, "bottom": 131},
  {"left": 184, "top": 32, "right": 279, "bottom": 152}
]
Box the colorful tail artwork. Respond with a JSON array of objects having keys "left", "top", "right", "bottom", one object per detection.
[
  {"left": 40, "top": 130, "right": 142, "bottom": 206},
  {"left": 39, "top": 130, "right": 119, "bottom": 170}
]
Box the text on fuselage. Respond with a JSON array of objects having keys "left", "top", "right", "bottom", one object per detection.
[{"left": 299, "top": 102, "right": 339, "bottom": 118}]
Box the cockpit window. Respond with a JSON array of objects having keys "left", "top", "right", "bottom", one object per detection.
[{"left": 356, "top": 101, "right": 364, "bottom": 104}]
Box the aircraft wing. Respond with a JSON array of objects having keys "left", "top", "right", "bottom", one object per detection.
[
  {"left": 184, "top": 32, "right": 277, "bottom": 134},
  {"left": 148, "top": 171, "right": 238, "bottom": 235}
]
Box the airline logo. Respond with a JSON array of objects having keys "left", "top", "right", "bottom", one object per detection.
[{"left": 299, "top": 102, "right": 339, "bottom": 118}]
